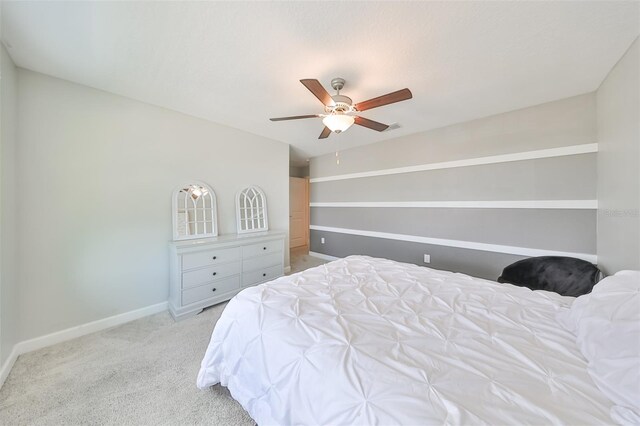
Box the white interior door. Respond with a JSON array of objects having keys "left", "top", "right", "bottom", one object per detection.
[{"left": 289, "top": 177, "right": 308, "bottom": 249}]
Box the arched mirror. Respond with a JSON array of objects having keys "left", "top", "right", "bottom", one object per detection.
[
  {"left": 236, "top": 186, "right": 268, "bottom": 234},
  {"left": 172, "top": 182, "right": 218, "bottom": 240}
]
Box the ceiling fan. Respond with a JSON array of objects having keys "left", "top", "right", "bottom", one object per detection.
[{"left": 270, "top": 78, "right": 412, "bottom": 139}]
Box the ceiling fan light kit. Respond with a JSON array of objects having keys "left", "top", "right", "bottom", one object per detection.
[
  {"left": 322, "top": 114, "right": 354, "bottom": 133},
  {"left": 270, "top": 77, "right": 412, "bottom": 139}
]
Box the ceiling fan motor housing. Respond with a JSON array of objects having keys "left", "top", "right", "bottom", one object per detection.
[
  {"left": 327, "top": 94, "right": 354, "bottom": 114},
  {"left": 326, "top": 78, "right": 355, "bottom": 114}
]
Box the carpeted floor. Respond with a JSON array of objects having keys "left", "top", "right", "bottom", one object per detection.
[
  {"left": 0, "top": 251, "right": 328, "bottom": 425},
  {"left": 0, "top": 305, "right": 253, "bottom": 426},
  {"left": 289, "top": 247, "right": 328, "bottom": 274}
]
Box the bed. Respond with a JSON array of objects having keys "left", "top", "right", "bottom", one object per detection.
[{"left": 197, "top": 255, "right": 617, "bottom": 425}]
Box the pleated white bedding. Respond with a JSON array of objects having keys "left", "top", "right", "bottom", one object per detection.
[{"left": 197, "top": 256, "right": 613, "bottom": 425}]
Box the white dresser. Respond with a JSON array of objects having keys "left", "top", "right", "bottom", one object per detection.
[{"left": 169, "top": 231, "right": 286, "bottom": 320}]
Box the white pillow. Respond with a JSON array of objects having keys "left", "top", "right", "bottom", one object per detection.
[{"left": 558, "top": 270, "right": 640, "bottom": 426}]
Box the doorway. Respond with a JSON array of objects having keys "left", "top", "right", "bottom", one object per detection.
[{"left": 289, "top": 176, "right": 309, "bottom": 253}]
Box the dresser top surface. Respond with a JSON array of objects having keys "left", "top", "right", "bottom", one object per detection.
[{"left": 170, "top": 230, "right": 286, "bottom": 249}]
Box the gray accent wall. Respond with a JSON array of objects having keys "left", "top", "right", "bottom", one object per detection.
[
  {"left": 311, "top": 154, "right": 596, "bottom": 203},
  {"left": 596, "top": 38, "right": 640, "bottom": 274},
  {"left": 310, "top": 230, "right": 526, "bottom": 281},
  {"left": 311, "top": 207, "right": 596, "bottom": 253},
  {"left": 312, "top": 93, "right": 596, "bottom": 178},
  {"left": 309, "top": 93, "right": 598, "bottom": 279}
]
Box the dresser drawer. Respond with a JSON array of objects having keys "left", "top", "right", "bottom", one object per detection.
[
  {"left": 242, "top": 264, "right": 283, "bottom": 287},
  {"left": 243, "top": 252, "right": 282, "bottom": 272},
  {"left": 182, "top": 261, "right": 241, "bottom": 289},
  {"left": 182, "top": 276, "right": 240, "bottom": 306},
  {"left": 182, "top": 247, "right": 241, "bottom": 270},
  {"left": 243, "top": 240, "right": 283, "bottom": 259}
]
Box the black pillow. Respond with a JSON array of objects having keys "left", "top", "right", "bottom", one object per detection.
[{"left": 497, "top": 256, "right": 601, "bottom": 297}]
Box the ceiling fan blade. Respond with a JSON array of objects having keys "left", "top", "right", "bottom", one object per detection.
[
  {"left": 354, "top": 116, "right": 389, "bottom": 132},
  {"left": 319, "top": 127, "right": 332, "bottom": 139},
  {"left": 270, "top": 114, "right": 320, "bottom": 121},
  {"left": 354, "top": 88, "right": 412, "bottom": 112},
  {"left": 300, "top": 79, "right": 335, "bottom": 107}
]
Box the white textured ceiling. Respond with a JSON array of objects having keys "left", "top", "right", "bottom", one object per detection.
[{"left": 2, "top": 1, "right": 638, "bottom": 165}]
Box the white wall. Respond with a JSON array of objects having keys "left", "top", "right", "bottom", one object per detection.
[
  {"left": 289, "top": 165, "right": 309, "bottom": 178},
  {"left": 597, "top": 37, "right": 640, "bottom": 274},
  {"left": 17, "top": 69, "right": 289, "bottom": 341},
  {"left": 0, "top": 45, "right": 19, "bottom": 365}
]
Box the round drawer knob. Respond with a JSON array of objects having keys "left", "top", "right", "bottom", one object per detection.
[
  {"left": 212, "top": 288, "right": 217, "bottom": 292},
  {"left": 212, "top": 272, "right": 217, "bottom": 276},
  {"left": 212, "top": 256, "right": 217, "bottom": 260},
  {"left": 263, "top": 273, "right": 266, "bottom": 277},
  {"left": 263, "top": 247, "right": 267, "bottom": 250}
]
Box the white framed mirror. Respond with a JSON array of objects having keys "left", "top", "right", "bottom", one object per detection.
[
  {"left": 236, "top": 186, "right": 268, "bottom": 234},
  {"left": 172, "top": 182, "right": 218, "bottom": 240}
]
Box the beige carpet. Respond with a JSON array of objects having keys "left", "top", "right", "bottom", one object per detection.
[
  {"left": 0, "top": 253, "right": 328, "bottom": 425},
  {"left": 0, "top": 305, "right": 254, "bottom": 426},
  {"left": 289, "top": 248, "right": 328, "bottom": 274}
]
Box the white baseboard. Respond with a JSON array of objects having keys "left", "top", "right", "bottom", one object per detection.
[
  {"left": 15, "top": 301, "right": 168, "bottom": 355},
  {"left": 309, "top": 251, "right": 341, "bottom": 261},
  {"left": 0, "top": 346, "right": 19, "bottom": 389},
  {"left": 1, "top": 301, "right": 168, "bottom": 388}
]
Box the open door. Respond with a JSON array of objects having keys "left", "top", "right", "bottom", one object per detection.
[{"left": 289, "top": 177, "right": 309, "bottom": 249}]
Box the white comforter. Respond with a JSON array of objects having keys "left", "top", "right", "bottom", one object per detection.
[{"left": 198, "top": 256, "right": 613, "bottom": 425}]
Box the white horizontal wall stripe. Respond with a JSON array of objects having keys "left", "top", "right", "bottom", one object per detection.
[
  {"left": 310, "top": 200, "right": 598, "bottom": 209},
  {"left": 310, "top": 143, "right": 598, "bottom": 183},
  {"left": 310, "top": 225, "right": 597, "bottom": 263}
]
